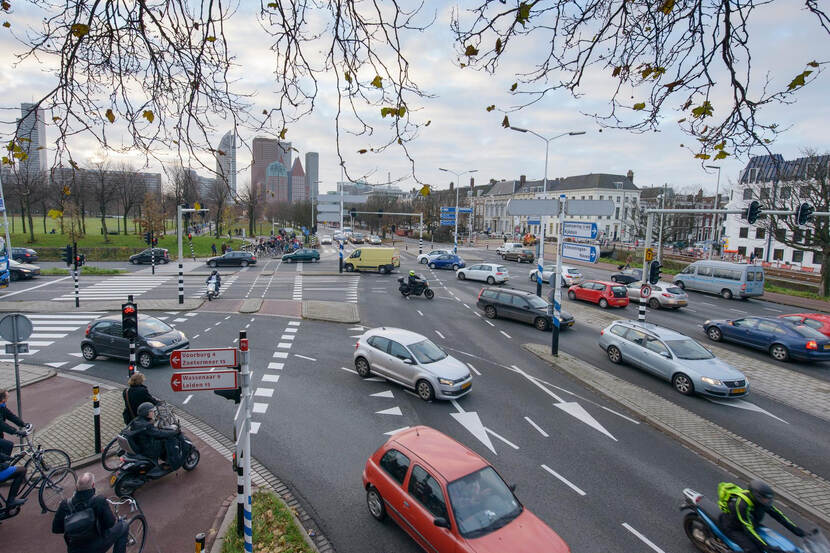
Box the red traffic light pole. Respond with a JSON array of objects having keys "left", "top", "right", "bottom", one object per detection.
[{"left": 122, "top": 295, "right": 138, "bottom": 376}]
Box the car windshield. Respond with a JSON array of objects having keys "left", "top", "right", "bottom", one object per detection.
[
  {"left": 666, "top": 286, "right": 684, "bottom": 294},
  {"left": 408, "top": 339, "right": 447, "bottom": 364},
  {"left": 139, "top": 318, "right": 173, "bottom": 337},
  {"left": 790, "top": 324, "right": 827, "bottom": 339},
  {"left": 527, "top": 295, "right": 548, "bottom": 309},
  {"left": 448, "top": 467, "right": 523, "bottom": 539},
  {"left": 665, "top": 339, "right": 714, "bottom": 360}
]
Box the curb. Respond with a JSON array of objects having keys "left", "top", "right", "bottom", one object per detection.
[
  {"left": 4, "top": 368, "right": 57, "bottom": 391},
  {"left": 522, "top": 343, "right": 830, "bottom": 531}
]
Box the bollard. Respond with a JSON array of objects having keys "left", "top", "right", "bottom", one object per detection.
[
  {"left": 93, "top": 385, "right": 101, "bottom": 453},
  {"left": 195, "top": 533, "right": 206, "bottom": 553}
]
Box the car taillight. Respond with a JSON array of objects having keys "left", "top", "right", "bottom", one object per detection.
[
  {"left": 741, "top": 283, "right": 746, "bottom": 290},
  {"left": 496, "top": 272, "right": 503, "bottom": 275},
  {"left": 806, "top": 340, "right": 818, "bottom": 350},
  {"left": 85, "top": 324, "right": 92, "bottom": 337},
  {"left": 252, "top": 256, "right": 257, "bottom": 261},
  {"left": 600, "top": 329, "right": 605, "bottom": 335},
  {"left": 355, "top": 341, "right": 360, "bottom": 350},
  {"left": 477, "top": 289, "right": 484, "bottom": 300},
  {"left": 662, "top": 293, "right": 671, "bottom": 297}
]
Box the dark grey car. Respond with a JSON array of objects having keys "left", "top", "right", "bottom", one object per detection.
[
  {"left": 80, "top": 314, "right": 189, "bottom": 369},
  {"left": 476, "top": 287, "right": 574, "bottom": 331}
]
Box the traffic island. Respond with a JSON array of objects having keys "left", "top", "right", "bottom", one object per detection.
[
  {"left": 301, "top": 300, "right": 359, "bottom": 323},
  {"left": 523, "top": 342, "right": 830, "bottom": 529}
]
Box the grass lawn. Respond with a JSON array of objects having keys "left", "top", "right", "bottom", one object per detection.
[
  {"left": 765, "top": 283, "right": 829, "bottom": 302},
  {"left": 220, "top": 491, "right": 314, "bottom": 553},
  {"left": 2, "top": 214, "right": 176, "bottom": 236}
]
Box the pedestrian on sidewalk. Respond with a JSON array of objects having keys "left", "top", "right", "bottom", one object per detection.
[
  {"left": 122, "top": 372, "right": 159, "bottom": 425},
  {"left": 52, "top": 472, "right": 129, "bottom": 553},
  {"left": 211, "top": 243, "right": 217, "bottom": 256},
  {"left": 221, "top": 243, "right": 227, "bottom": 254},
  {"left": 0, "top": 388, "right": 28, "bottom": 457}
]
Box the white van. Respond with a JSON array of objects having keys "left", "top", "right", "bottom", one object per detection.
[
  {"left": 497, "top": 242, "right": 524, "bottom": 256},
  {"left": 673, "top": 260, "right": 764, "bottom": 300}
]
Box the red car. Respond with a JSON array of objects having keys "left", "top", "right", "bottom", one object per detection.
[
  {"left": 567, "top": 280, "right": 629, "bottom": 308},
  {"left": 779, "top": 313, "right": 830, "bottom": 338},
  {"left": 363, "top": 426, "right": 570, "bottom": 553}
]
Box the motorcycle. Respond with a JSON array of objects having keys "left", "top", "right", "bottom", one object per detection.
[
  {"left": 681, "top": 487, "right": 829, "bottom": 553},
  {"left": 398, "top": 276, "right": 434, "bottom": 299},
  {"left": 205, "top": 278, "right": 220, "bottom": 301}
]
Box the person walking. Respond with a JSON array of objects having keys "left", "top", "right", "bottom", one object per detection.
[
  {"left": 122, "top": 372, "right": 159, "bottom": 425},
  {"left": 211, "top": 243, "right": 217, "bottom": 256},
  {"left": 52, "top": 472, "right": 129, "bottom": 553}
]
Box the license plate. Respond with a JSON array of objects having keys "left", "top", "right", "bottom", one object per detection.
[
  {"left": 567, "top": 321, "right": 575, "bottom": 327},
  {"left": 824, "top": 345, "right": 830, "bottom": 350},
  {"left": 730, "top": 388, "right": 746, "bottom": 394},
  {"left": 110, "top": 474, "right": 117, "bottom": 486},
  {"left": 461, "top": 381, "right": 471, "bottom": 390}
]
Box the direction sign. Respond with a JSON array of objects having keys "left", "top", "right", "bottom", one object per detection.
[
  {"left": 317, "top": 203, "right": 340, "bottom": 213},
  {"left": 318, "top": 194, "right": 368, "bottom": 204},
  {"left": 170, "top": 370, "right": 238, "bottom": 392},
  {"left": 0, "top": 314, "right": 33, "bottom": 342},
  {"left": 5, "top": 343, "right": 28, "bottom": 354},
  {"left": 457, "top": 207, "right": 473, "bottom": 214},
  {"left": 506, "top": 199, "right": 560, "bottom": 216},
  {"left": 561, "top": 243, "right": 598, "bottom": 263},
  {"left": 440, "top": 220, "right": 455, "bottom": 226},
  {"left": 440, "top": 206, "right": 456, "bottom": 213},
  {"left": 0, "top": 197, "right": 4, "bottom": 212},
  {"left": 169, "top": 347, "right": 238, "bottom": 370},
  {"left": 640, "top": 285, "right": 652, "bottom": 298},
  {"left": 565, "top": 199, "right": 615, "bottom": 217},
  {"left": 562, "top": 221, "right": 598, "bottom": 240},
  {"left": 316, "top": 213, "right": 342, "bottom": 223},
  {"left": 527, "top": 219, "right": 541, "bottom": 226},
  {"left": 645, "top": 248, "right": 654, "bottom": 262}
]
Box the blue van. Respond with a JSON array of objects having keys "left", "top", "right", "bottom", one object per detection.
[{"left": 673, "top": 260, "right": 764, "bottom": 300}]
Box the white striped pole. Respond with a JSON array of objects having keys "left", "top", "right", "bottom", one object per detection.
[
  {"left": 73, "top": 267, "right": 80, "bottom": 308},
  {"left": 638, "top": 288, "right": 647, "bottom": 323},
  {"left": 128, "top": 295, "right": 136, "bottom": 376},
  {"left": 150, "top": 231, "right": 156, "bottom": 275},
  {"left": 639, "top": 212, "right": 655, "bottom": 324},
  {"left": 188, "top": 234, "right": 196, "bottom": 260},
  {"left": 92, "top": 385, "right": 101, "bottom": 453},
  {"left": 239, "top": 331, "right": 253, "bottom": 553},
  {"left": 177, "top": 205, "right": 184, "bottom": 304},
  {"left": 419, "top": 213, "right": 423, "bottom": 255}
]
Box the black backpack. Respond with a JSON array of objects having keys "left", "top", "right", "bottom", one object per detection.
[{"left": 63, "top": 496, "right": 99, "bottom": 544}]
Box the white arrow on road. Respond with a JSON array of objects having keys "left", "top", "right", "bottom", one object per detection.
[
  {"left": 376, "top": 406, "right": 403, "bottom": 416},
  {"left": 512, "top": 365, "right": 617, "bottom": 441},
  {"left": 450, "top": 410, "right": 496, "bottom": 455},
  {"left": 371, "top": 390, "right": 395, "bottom": 398},
  {"left": 706, "top": 398, "right": 788, "bottom": 424}
]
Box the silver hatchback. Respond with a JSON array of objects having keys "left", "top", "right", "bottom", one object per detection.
[
  {"left": 625, "top": 281, "right": 688, "bottom": 309},
  {"left": 353, "top": 328, "right": 472, "bottom": 401},
  {"left": 598, "top": 320, "right": 748, "bottom": 398}
]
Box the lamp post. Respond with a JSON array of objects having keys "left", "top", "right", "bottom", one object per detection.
[
  {"left": 705, "top": 165, "right": 722, "bottom": 260},
  {"left": 438, "top": 168, "right": 477, "bottom": 254},
  {"left": 509, "top": 127, "right": 585, "bottom": 297}
]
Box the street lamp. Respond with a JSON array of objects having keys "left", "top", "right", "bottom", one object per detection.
[
  {"left": 705, "top": 165, "right": 722, "bottom": 260},
  {"left": 438, "top": 168, "right": 478, "bottom": 254},
  {"left": 509, "top": 127, "right": 585, "bottom": 297}
]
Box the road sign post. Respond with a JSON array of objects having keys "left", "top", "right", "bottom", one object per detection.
[
  {"left": 640, "top": 212, "right": 654, "bottom": 323},
  {"left": 0, "top": 313, "right": 33, "bottom": 418}
]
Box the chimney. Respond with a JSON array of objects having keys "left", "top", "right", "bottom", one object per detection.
[
  {"left": 469, "top": 176, "right": 475, "bottom": 190},
  {"left": 449, "top": 181, "right": 454, "bottom": 191},
  {"left": 627, "top": 169, "right": 634, "bottom": 184},
  {"left": 516, "top": 174, "right": 526, "bottom": 194}
]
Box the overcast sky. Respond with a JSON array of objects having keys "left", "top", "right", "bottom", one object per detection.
[{"left": 0, "top": 1, "right": 827, "bottom": 197}]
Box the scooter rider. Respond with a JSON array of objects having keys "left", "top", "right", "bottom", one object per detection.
[
  {"left": 128, "top": 403, "right": 181, "bottom": 470},
  {"left": 719, "top": 479, "right": 806, "bottom": 553},
  {"left": 408, "top": 270, "right": 424, "bottom": 291},
  {"left": 206, "top": 270, "right": 221, "bottom": 295}
]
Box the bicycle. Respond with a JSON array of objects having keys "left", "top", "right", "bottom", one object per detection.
[
  {"left": 107, "top": 496, "right": 147, "bottom": 553},
  {"left": 102, "top": 402, "right": 179, "bottom": 472}
]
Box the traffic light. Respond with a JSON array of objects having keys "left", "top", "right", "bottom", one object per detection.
[
  {"left": 143, "top": 232, "right": 151, "bottom": 245},
  {"left": 61, "top": 245, "right": 72, "bottom": 266},
  {"left": 311, "top": 225, "right": 317, "bottom": 234},
  {"left": 350, "top": 209, "right": 357, "bottom": 219},
  {"left": 214, "top": 387, "right": 241, "bottom": 403},
  {"left": 796, "top": 202, "right": 814, "bottom": 226},
  {"left": 152, "top": 237, "right": 158, "bottom": 246},
  {"left": 391, "top": 224, "right": 396, "bottom": 233},
  {"left": 121, "top": 301, "right": 138, "bottom": 340},
  {"left": 75, "top": 254, "right": 86, "bottom": 267},
  {"left": 743, "top": 200, "right": 762, "bottom": 224},
  {"left": 648, "top": 261, "right": 662, "bottom": 285},
  {"left": 187, "top": 233, "right": 192, "bottom": 240},
  {"left": 378, "top": 208, "right": 383, "bottom": 219}
]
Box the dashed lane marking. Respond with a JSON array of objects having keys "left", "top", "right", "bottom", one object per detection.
[
  {"left": 500, "top": 330, "right": 511, "bottom": 339},
  {"left": 524, "top": 417, "right": 549, "bottom": 437},
  {"left": 267, "top": 362, "right": 284, "bottom": 370},
  {"left": 183, "top": 394, "right": 192, "bottom": 405},
  {"left": 621, "top": 523, "right": 667, "bottom": 553},
  {"left": 294, "top": 354, "right": 316, "bottom": 361},
  {"left": 541, "top": 464, "right": 586, "bottom": 496},
  {"left": 435, "top": 330, "right": 446, "bottom": 340},
  {"left": 466, "top": 362, "right": 481, "bottom": 376},
  {"left": 485, "top": 321, "right": 495, "bottom": 327}
]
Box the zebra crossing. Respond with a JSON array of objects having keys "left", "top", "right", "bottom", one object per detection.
[
  {"left": 0, "top": 312, "right": 104, "bottom": 357},
  {"left": 53, "top": 275, "right": 171, "bottom": 301}
]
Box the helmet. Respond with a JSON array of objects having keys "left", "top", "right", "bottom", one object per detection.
[
  {"left": 409, "top": 270, "right": 415, "bottom": 276},
  {"left": 211, "top": 269, "right": 218, "bottom": 275},
  {"left": 137, "top": 402, "right": 155, "bottom": 418},
  {"left": 749, "top": 479, "right": 774, "bottom": 505}
]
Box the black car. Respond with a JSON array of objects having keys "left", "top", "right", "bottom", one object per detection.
[
  {"left": 610, "top": 268, "right": 643, "bottom": 285},
  {"left": 11, "top": 247, "right": 38, "bottom": 263},
  {"left": 80, "top": 314, "right": 189, "bottom": 369},
  {"left": 206, "top": 251, "right": 257, "bottom": 267},
  {"left": 129, "top": 248, "right": 170, "bottom": 265},
  {"left": 9, "top": 259, "right": 40, "bottom": 280},
  {"left": 476, "top": 287, "right": 575, "bottom": 331}
]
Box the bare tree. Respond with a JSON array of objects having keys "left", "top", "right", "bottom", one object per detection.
[
  {"left": 205, "top": 176, "right": 229, "bottom": 238},
  {"left": 139, "top": 192, "right": 165, "bottom": 243},
  {"left": 238, "top": 180, "right": 259, "bottom": 238},
  {"left": 114, "top": 163, "right": 143, "bottom": 235},
  {"left": 87, "top": 160, "right": 118, "bottom": 242},
  {"left": 7, "top": 161, "right": 46, "bottom": 243}
]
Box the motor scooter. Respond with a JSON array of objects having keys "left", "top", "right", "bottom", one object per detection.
[{"left": 398, "top": 276, "right": 434, "bottom": 299}]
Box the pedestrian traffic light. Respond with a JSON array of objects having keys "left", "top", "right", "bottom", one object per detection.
[
  {"left": 796, "top": 202, "right": 814, "bottom": 226},
  {"left": 143, "top": 232, "right": 151, "bottom": 245},
  {"left": 61, "top": 244, "right": 72, "bottom": 266},
  {"left": 214, "top": 387, "right": 241, "bottom": 403},
  {"left": 648, "top": 261, "right": 662, "bottom": 285},
  {"left": 187, "top": 233, "right": 192, "bottom": 240},
  {"left": 121, "top": 302, "right": 138, "bottom": 340},
  {"left": 743, "top": 200, "right": 762, "bottom": 224},
  {"left": 75, "top": 254, "right": 86, "bottom": 267}
]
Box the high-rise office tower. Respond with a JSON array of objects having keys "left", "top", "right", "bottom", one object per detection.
[
  {"left": 17, "top": 103, "right": 48, "bottom": 175},
  {"left": 216, "top": 130, "right": 237, "bottom": 197},
  {"left": 251, "top": 137, "right": 291, "bottom": 199},
  {"left": 305, "top": 152, "right": 319, "bottom": 201}
]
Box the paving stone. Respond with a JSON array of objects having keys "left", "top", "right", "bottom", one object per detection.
[{"left": 0, "top": 362, "right": 54, "bottom": 391}]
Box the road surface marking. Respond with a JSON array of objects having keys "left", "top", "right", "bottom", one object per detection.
[
  {"left": 524, "top": 417, "right": 549, "bottom": 437},
  {"left": 384, "top": 426, "right": 410, "bottom": 436},
  {"left": 435, "top": 330, "right": 446, "bottom": 339},
  {"left": 376, "top": 406, "right": 403, "bottom": 416},
  {"left": 284, "top": 327, "right": 298, "bottom": 333},
  {"left": 466, "top": 363, "right": 481, "bottom": 376},
  {"left": 203, "top": 328, "right": 211, "bottom": 333},
  {"left": 244, "top": 324, "right": 250, "bottom": 329},
  {"left": 224, "top": 315, "right": 231, "bottom": 320},
  {"left": 277, "top": 342, "right": 292, "bottom": 349},
  {"left": 622, "top": 523, "right": 666, "bottom": 553},
  {"left": 706, "top": 397, "right": 788, "bottom": 423},
  {"left": 273, "top": 351, "right": 288, "bottom": 358},
  {"left": 192, "top": 334, "right": 200, "bottom": 339},
  {"left": 250, "top": 422, "right": 261, "bottom": 435},
  {"left": 463, "top": 304, "right": 471, "bottom": 309},
  {"left": 763, "top": 306, "right": 783, "bottom": 312},
  {"left": 485, "top": 428, "right": 519, "bottom": 449},
  {"left": 214, "top": 321, "right": 221, "bottom": 326},
  {"left": 288, "top": 321, "right": 300, "bottom": 326},
  {"left": 485, "top": 321, "right": 495, "bottom": 327},
  {"left": 267, "top": 362, "right": 284, "bottom": 370},
  {"left": 541, "top": 465, "right": 586, "bottom": 495},
  {"left": 183, "top": 394, "right": 192, "bottom": 405},
  {"left": 186, "top": 312, "right": 198, "bottom": 317},
  {"left": 46, "top": 362, "right": 67, "bottom": 368},
  {"left": 280, "top": 334, "right": 296, "bottom": 340},
  {"left": 474, "top": 312, "right": 481, "bottom": 318},
  {"left": 294, "top": 354, "right": 316, "bottom": 361},
  {"left": 417, "top": 310, "right": 424, "bottom": 316},
  {"left": 252, "top": 403, "right": 269, "bottom": 414},
  {"left": 261, "top": 374, "right": 280, "bottom": 383},
  {"left": 254, "top": 387, "right": 274, "bottom": 397},
  {"left": 529, "top": 375, "right": 640, "bottom": 425},
  {"left": 0, "top": 276, "right": 71, "bottom": 298},
  {"left": 173, "top": 318, "right": 187, "bottom": 322},
  {"left": 699, "top": 302, "right": 715, "bottom": 307},
  {"left": 500, "top": 330, "right": 511, "bottom": 339},
  {"left": 371, "top": 390, "right": 394, "bottom": 398},
  {"left": 69, "top": 363, "right": 94, "bottom": 372},
  {"left": 339, "top": 366, "right": 358, "bottom": 375}
]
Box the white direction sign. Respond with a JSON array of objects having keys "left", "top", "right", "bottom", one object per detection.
[
  {"left": 316, "top": 203, "right": 341, "bottom": 213},
  {"left": 506, "top": 199, "right": 560, "bottom": 216},
  {"left": 562, "top": 221, "right": 598, "bottom": 240},
  {"left": 565, "top": 199, "right": 615, "bottom": 217},
  {"left": 317, "top": 213, "right": 342, "bottom": 223},
  {"left": 561, "top": 243, "right": 599, "bottom": 263},
  {"left": 318, "top": 194, "right": 369, "bottom": 204},
  {"left": 170, "top": 370, "right": 237, "bottom": 392},
  {"left": 169, "top": 347, "right": 237, "bottom": 369}
]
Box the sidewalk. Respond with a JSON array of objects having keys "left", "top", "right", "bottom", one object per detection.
[{"left": 0, "top": 361, "right": 54, "bottom": 392}]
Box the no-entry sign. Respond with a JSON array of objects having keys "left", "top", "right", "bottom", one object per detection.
[
  {"left": 170, "top": 370, "right": 238, "bottom": 392},
  {"left": 170, "top": 348, "right": 238, "bottom": 369}
]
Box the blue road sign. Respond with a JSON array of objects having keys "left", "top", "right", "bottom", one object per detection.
[
  {"left": 457, "top": 207, "right": 472, "bottom": 214},
  {"left": 562, "top": 221, "right": 598, "bottom": 240},
  {"left": 527, "top": 219, "right": 541, "bottom": 226},
  {"left": 440, "top": 220, "right": 455, "bottom": 226},
  {"left": 561, "top": 243, "right": 598, "bottom": 263},
  {"left": 440, "top": 206, "right": 456, "bottom": 213}
]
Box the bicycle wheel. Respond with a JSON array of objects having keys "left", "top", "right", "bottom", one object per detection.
[
  {"left": 102, "top": 437, "right": 125, "bottom": 471},
  {"left": 126, "top": 513, "right": 147, "bottom": 553},
  {"left": 25, "top": 448, "right": 71, "bottom": 480},
  {"left": 38, "top": 467, "right": 77, "bottom": 512}
]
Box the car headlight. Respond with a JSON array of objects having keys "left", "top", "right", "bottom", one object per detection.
[
  {"left": 437, "top": 378, "right": 455, "bottom": 386},
  {"left": 704, "top": 320, "right": 711, "bottom": 326},
  {"left": 146, "top": 340, "right": 165, "bottom": 348},
  {"left": 701, "top": 377, "right": 723, "bottom": 386}
]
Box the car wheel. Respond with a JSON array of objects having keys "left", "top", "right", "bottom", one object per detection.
[
  {"left": 675, "top": 280, "right": 685, "bottom": 290},
  {"left": 416, "top": 379, "right": 435, "bottom": 401},
  {"left": 379, "top": 266, "right": 388, "bottom": 274},
  {"left": 137, "top": 352, "right": 153, "bottom": 369},
  {"left": 130, "top": 258, "right": 138, "bottom": 265},
  {"left": 345, "top": 264, "right": 354, "bottom": 272},
  {"left": 706, "top": 326, "right": 722, "bottom": 342},
  {"left": 529, "top": 272, "right": 536, "bottom": 282},
  {"left": 420, "top": 258, "right": 427, "bottom": 264},
  {"left": 81, "top": 344, "right": 97, "bottom": 361},
  {"left": 428, "top": 263, "right": 436, "bottom": 269},
  {"left": 486, "top": 276, "right": 495, "bottom": 285},
  {"left": 720, "top": 288, "right": 733, "bottom": 300},
  {"left": 648, "top": 298, "right": 660, "bottom": 309},
  {"left": 355, "top": 357, "right": 372, "bottom": 377},
  {"left": 568, "top": 290, "right": 576, "bottom": 300},
  {"left": 452, "top": 264, "right": 459, "bottom": 271},
  {"left": 366, "top": 486, "right": 386, "bottom": 521},
  {"left": 484, "top": 305, "right": 497, "bottom": 319},
  {"left": 672, "top": 373, "right": 694, "bottom": 395},
  {"left": 534, "top": 317, "right": 549, "bottom": 331},
  {"left": 770, "top": 344, "right": 790, "bottom": 362},
  {"left": 599, "top": 298, "right": 609, "bottom": 309},
  {"left": 607, "top": 345, "right": 622, "bottom": 364},
  {"left": 162, "top": 258, "right": 169, "bottom": 264},
  {"left": 457, "top": 272, "right": 465, "bottom": 280},
  {"left": 208, "top": 261, "right": 217, "bottom": 268},
  {"left": 241, "top": 260, "right": 249, "bottom": 267}
]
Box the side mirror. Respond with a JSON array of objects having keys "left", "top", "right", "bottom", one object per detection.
[
  {"left": 433, "top": 517, "right": 451, "bottom": 529},
  {"left": 403, "top": 358, "right": 414, "bottom": 365},
  {"left": 660, "top": 351, "right": 671, "bottom": 359},
  {"left": 509, "top": 483, "right": 517, "bottom": 492}
]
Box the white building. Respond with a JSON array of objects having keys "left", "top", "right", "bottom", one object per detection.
[
  {"left": 216, "top": 130, "right": 236, "bottom": 197},
  {"left": 17, "top": 103, "right": 48, "bottom": 175},
  {"left": 723, "top": 154, "right": 826, "bottom": 271}
]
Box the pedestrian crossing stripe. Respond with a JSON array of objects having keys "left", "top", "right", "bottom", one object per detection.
[{"left": 53, "top": 275, "right": 172, "bottom": 300}]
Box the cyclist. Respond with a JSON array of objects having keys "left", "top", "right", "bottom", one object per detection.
[
  {"left": 52, "top": 472, "right": 129, "bottom": 553},
  {"left": 0, "top": 388, "right": 28, "bottom": 457},
  {"left": 0, "top": 447, "right": 25, "bottom": 508}
]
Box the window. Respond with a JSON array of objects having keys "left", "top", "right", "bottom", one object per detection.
[
  {"left": 804, "top": 318, "right": 824, "bottom": 330},
  {"left": 780, "top": 315, "right": 803, "bottom": 324},
  {"left": 815, "top": 252, "right": 824, "bottom": 265},
  {"left": 610, "top": 325, "right": 628, "bottom": 337},
  {"left": 615, "top": 207, "right": 620, "bottom": 219},
  {"left": 510, "top": 295, "right": 530, "bottom": 308},
  {"left": 379, "top": 449, "right": 410, "bottom": 486},
  {"left": 409, "top": 340, "right": 447, "bottom": 364},
  {"left": 792, "top": 250, "right": 804, "bottom": 263},
  {"left": 732, "top": 318, "right": 758, "bottom": 329},
  {"left": 773, "top": 249, "right": 784, "bottom": 261},
  {"left": 408, "top": 466, "right": 448, "bottom": 519},
  {"left": 714, "top": 268, "right": 740, "bottom": 280},
  {"left": 760, "top": 188, "right": 770, "bottom": 199},
  {"left": 697, "top": 266, "right": 713, "bottom": 277},
  {"left": 748, "top": 168, "right": 759, "bottom": 182},
  {"left": 616, "top": 196, "right": 620, "bottom": 203},
  {"left": 800, "top": 186, "right": 811, "bottom": 197},
  {"left": 665, "top": 339, "right": 714, "bottom": 360},
  {"left": 780, "top": 186, "right": 791, "bottom": 200},
  {"left": 746, "top": 271, "right": 755, "bottom": 281},
  {"left": 599, "top": 195, "right": 604, "bottom": 200},
  {"left": 448, "top": 467, "right": 522, "bottom": 539},
  {"left": 794, "top": 229, "right": 803, "bottom": 243},
  {"left": 742, "top": 188, "right": 753, "bottom": 200},
  {"left": 754, "top": 247, "right": 764, "bottom": 259},
  {"left": 388, "top": 341, "right": 412, "bottom": 361},
  {"left": 105, "top": 322, "right": 123, "bottom": 337},
  {"left": 739, "top": 227, "right": 748, "bottom": 238},
  {"left": 738, "top": 246, "right": 747, "bottom": 256},
  {"left": 756, "top": 320, "right": 782, "bottom": 334},
  {"left": 368, "top": 335, "right": 390, "bottom": 352},
  {"left": 680, "top": 265, "right": 694, "bottom": 274},
  {"left": 93, "top": 321, "right": 113, "bottom": 334},
  {"left": 139, "top": 318, "right": 173, "bottom": 336},
  {"left": 775, "top": 229, "right": 786, "bottom": 242},
  {"left": 482, "top": 289, "right": 498, "bottom": 299},
  {"left": 755, "top": 228, "right": 766, "bottom": 239},
  {"left": 625, "top": 329, "right": 648, "bottom": 346},
  {"left": 645, "top": 336, "right": 670, "bottom": 356}
]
